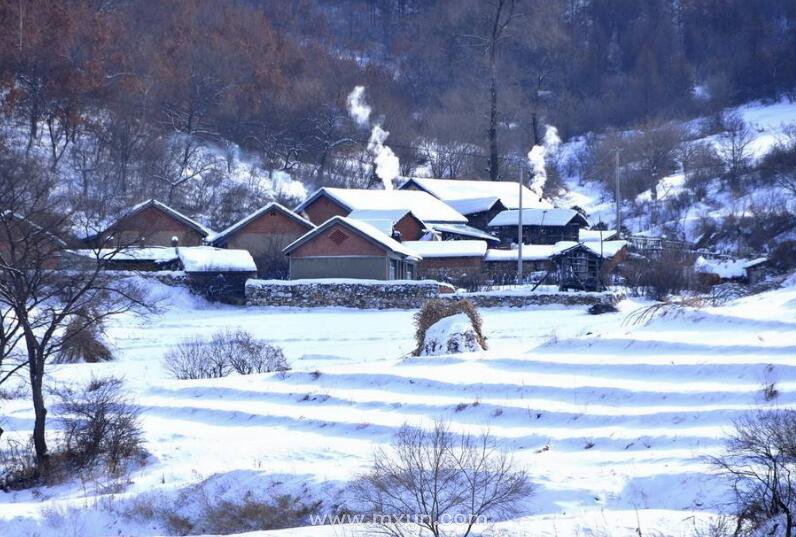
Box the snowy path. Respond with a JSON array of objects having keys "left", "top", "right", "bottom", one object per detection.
[{"left": 1, "top": 282, "right": 795, "bottom": 536}]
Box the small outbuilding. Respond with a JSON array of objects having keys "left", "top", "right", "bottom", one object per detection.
[
  {"left": 283, "top": 216, "right": 421, "bottom": 280},
  {"left": 212, "top": 203, "right": 314, "bottom": 278},
  {"left": 551, "top": 240, "right": 628, "bottom": 291},
  {"left": 484, "top": 245, "right": 555, "bottom": 283},
  {"left": 178, "top": 246, "right": 257, "bottom": 302},
  {"left": 744, "top": 257, "right": 770, "bottom": 285}
]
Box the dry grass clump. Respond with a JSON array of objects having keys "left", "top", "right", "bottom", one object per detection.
[
  {"left": 413, "top": 299, "right": 486, "bottom": 356},
  {"left": 55, "top": 317, "right": 114, "bottom": 363}
]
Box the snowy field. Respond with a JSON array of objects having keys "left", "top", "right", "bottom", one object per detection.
[{"left": 2, "top": 277, "right": 796, "bottom": 536}]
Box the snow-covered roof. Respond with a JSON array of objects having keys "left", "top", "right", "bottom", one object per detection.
[
  {"left": 694, "top": 256, "right": 750, "bottom": 279},
  {"left": 178, "top": 246, "right": 257, "bottom": 273},
  {"left": 283, "top": 216, "right": 421, "bottom": 261},
  {"left": 488, "top": 208, "right": 589, "bottom": 227},
  {"left": 485, "top": 245, "right": 555, "bottom": 262},
  {"left": 426, "top": 223, "right": 500, "bottom": 242},
  {"left": 80, "top": 199, "right": 213, "bottom": 241},
  {"left": 212, "top": 202, "right": 313, "bottom": 244},
  {"left": 404, "top": 240, "right": 487, "bottom": 258},
  {"left": 445, "top": 197, "right": 502, "bottom": 215},
  {"left": 401, "top": 178, "right": 551, "bottom": 210},
  {"left": 579, "top": 229, "right": 618, "bottom": 242},
  {"left": 552, "top": 240, "right": 628, "bottom": 259},
  {"left": 296, "top": 188, "right": 468, "bottom": 224},
  {"left": 346, "top": 209, "right": 421, "bottom": 236}
]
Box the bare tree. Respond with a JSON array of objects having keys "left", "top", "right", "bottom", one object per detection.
[
  {"left": 353, "top": 420, "right": 533, "bottom": 537},
  {"left": 0, "top": 149, "right": 149, "bottom": 467},
  {"left": 717, "top": 112, "right": 754, "bottom": 192},
  {"left": 712, "top": 410, "right": 796, "bottom": 537}
]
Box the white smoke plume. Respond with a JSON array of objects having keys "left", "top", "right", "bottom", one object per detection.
[
  {"left": 346, "top": 85, "right": 399, "bottom": 190},
  {"left": 346, "top": 86, "right": 371, "bottom": 126},
  {"left": 367, "top": 125, "right": 399, "bottom": 191},
  {"left": 527, "top": 125, "right": 561, "bottom": 197}
]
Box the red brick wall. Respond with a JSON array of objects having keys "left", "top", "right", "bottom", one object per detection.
[
  {"left": 231, "top": 208, "right": 311, "bottom": 237},
  {"left": 110, "top": 206, "right": 205, "bottom": 246},
  {"left": 416, "top": 256, "right": 484, "bottom": 282},
  {"left": 303, "top": 196, "right": 349, "bottom": 225},
  {"left": 394, "top": 214, "right": 424, "bottom": 241},
  {"left": 290, "top": 223, "right": 387, "bottom": 258},
  {"left": 420, "top": 257, "right": 483, "bottom": 270}
]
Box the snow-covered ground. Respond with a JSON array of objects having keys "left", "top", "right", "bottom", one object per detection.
[{"left": 2, "top": 276, "right": 796, "bottom": 536}]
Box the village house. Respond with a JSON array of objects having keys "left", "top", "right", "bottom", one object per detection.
[
  {"left": 295, "top": 187, "right": 468, "bottom": 228},
  {"left": 82, "top": 199, "right": 212, "bottom": 248},
  {"left": 399, "top": 177, "right": 550, "bottom": 231},
  {"left": 488, "top": 208, "right": 589, "bottom": 246},
  {"left": 282, "top": 216, "right": 421, "bottom": 280},
  {"left": 402, "top": 240, "right": 487, "bottom": 286},
  {"left": 694, "top": 255, "right": 770, "bottom": 286},
  {"left": 551, "top": 240, "right": 628, "bottom": 291},
  {"left": 211, "top": 202, "right": 314, "bottom": 278},
  {"left": 0, "top": 211, "right": 68, "bottom": 269}
]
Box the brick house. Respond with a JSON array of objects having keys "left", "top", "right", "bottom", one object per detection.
[
  {"left": 212, "top": 203, "right": 314, "bottom": 277},
  {"left": 83, "top": 199, "right": 211, "bottom": 248},
  {"left": 402, "top": 240, "right": 487, "bottom": 287},
  {"left": 295, "top": 187, "right": 468, "bottom": 227},
  {"left": 283, "top": 216, "right": 420, "bottom": 280},
  {"left": 488, "top": 208, "right": 589, "bottom": 246}
]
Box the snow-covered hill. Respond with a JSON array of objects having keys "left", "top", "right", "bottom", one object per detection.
[
  {"left": 2, "top": 276, "right": 796, "bottom": 536},
  {"left": 554, "top": 98, "right": 796, "bottom": 246}
]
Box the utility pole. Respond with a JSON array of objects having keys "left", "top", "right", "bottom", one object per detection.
[
  {"left": 614, "top": 151, "right": 622, "bottom": 236},
  {"left": 517, "top": 164, "right": 524, "bottom": 284}
]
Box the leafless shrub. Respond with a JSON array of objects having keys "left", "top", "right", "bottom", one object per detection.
[
  {"left": 413, "top": 299, "right": 486, "bottom": 356},
  {"left": 212, "top": 329, "right": 289, "bottom": 376},
  {"left": 54, "top": 376, "right": 145, "bottom": 475},
  {"left": 55, "top": 316, "right": 114, "bottom": 364},
  {"left": 164, "top": 330, "right": 289, "bottom": 380},
  {"left": 621, "top": 250, "right": 695, "bottom": 300},
  {"left": 164, "top": 337, "right": 229, "bottom": 380},
  {"left": 352, "top": 420, "right": 534, "bottom": 537},
  {"left": 0, "top": 437, "right": 39, "bottom": 491},
  {"left": 712, "top": 410, "right": 796, "bottom": 537},
  {"left": 691, "top": 515, "right": 735, "bottom": 537}
]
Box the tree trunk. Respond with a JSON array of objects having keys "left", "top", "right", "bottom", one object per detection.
[
  {"left": 28, "top": 349, "right": 48, "bottom": 465},
  {"left": 488, "top": 51, "right": 499, "bottom": 181}
]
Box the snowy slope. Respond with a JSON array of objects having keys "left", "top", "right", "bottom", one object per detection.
[
  {"left": 554, "top": 98, "right": 796, "bottom": 238},
  {"left": 2, "top": 277, "right": 795, "bottom": 536}
]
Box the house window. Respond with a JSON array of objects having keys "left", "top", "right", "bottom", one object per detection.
[
  {"left": 389, "top": 259, "right": 399, "bottom": 279},
  {"left": 329, "top": 229, "right": 347, "bottom": 245},
  {"left": 406, "top": 263, "right": 414, "bottom": 280}
]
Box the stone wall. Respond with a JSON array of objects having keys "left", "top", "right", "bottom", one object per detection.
[
  {"left": 246, "top": 278, "right": 621, "bottom": 309},
  {"left": 246, "top": 279, "right": 441, "bottom": 309},
  {"left": 443, "top": 290, "right": 622, "bottom": 308}
]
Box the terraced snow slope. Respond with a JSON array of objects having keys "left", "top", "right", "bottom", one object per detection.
[{"left": 1, "top": 279, "right": 795, "bottom": 536}]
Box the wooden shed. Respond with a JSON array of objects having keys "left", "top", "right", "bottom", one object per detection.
[
  {"left": 551, "top": 240, "right": 628, "bottom": 291},
  {"left": 488, "top": 208, "right": 589, "bottom": 246}
]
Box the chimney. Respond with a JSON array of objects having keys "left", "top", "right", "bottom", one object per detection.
[
  {"left": 391, "top": 229, "right": 402, "bottom": 243},
  {"left": 171, "top": 235, "right": 179, "bottom": 252}
]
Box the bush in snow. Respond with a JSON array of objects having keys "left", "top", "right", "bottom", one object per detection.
[
  {"left": 413, "top": 299, "right": 486, "bottom": 356},
  {"left": 352, "top": 420, "right": 533, "bottom": 537},
  {"left": 712, "top": 410, "right": 796, "bottom": 537},
  {"left": 210, "top": 329, "right": 289, "bottom": 375},
  {"left": 1, "top": 376, "right": 144, "bottom": 489},
  {"left": 164, "top": 329, "right": 289, "bottom": 380}
]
